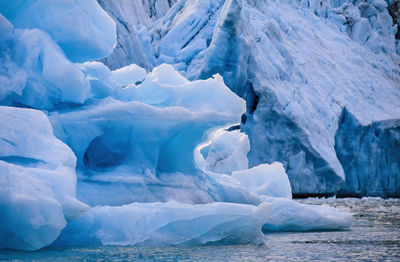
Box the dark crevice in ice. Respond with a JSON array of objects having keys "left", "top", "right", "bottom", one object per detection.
[{"left": 0, "top": 156, "right": 47, "bottom": 167}]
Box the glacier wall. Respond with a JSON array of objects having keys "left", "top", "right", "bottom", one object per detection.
[
  {"left": 335, "top": 109, "right": 400, "bottom": 197},
  {"left": 98, "top": 0, "right": 400, "bottom": 197}
]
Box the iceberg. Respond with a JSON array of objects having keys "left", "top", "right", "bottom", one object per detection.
[
  {"left": 96, "top": 0, "right": 176, "bottom": 70},
  {"left": 54, "top": 201, "right": 271, "bottom": 246},
  {"left": 0, "top": 106, "right": 88, "bottom": 251},
  {"left": 49, "top": 64, "right": 256, "bottom": 206}
]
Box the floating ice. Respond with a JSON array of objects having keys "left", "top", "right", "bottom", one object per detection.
[
  {"left": 54, "top": 201, "right": 271, "bottom": 246},
  {"left": 111, "top": 63, "right": 147, "bottom": 87},
  {"left": 0, "top": 106, "right": 88, "bottom": 251},
  {"left": 232, "top": 163, "right": 292, "bottom": 199},
  {"left": 261, "top": 196, "right": 352, "bottom": 232}
]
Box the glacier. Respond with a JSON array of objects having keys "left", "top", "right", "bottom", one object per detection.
[
  {"left": 3, "top": 0, "right": 388, "bottom": 252},
  {"left": 98, "top": 0, "right": 400, "bottom": 197}
]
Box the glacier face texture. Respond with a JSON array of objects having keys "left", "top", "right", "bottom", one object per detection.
[
  {"left": 96, "top": 0, "right": 176, "bottom": 70},
  {"left": 99, "top": 0, "right": 400, "bottom": 197},
  {"left": 335, "top": 109, "right": 400, "bottom": 197}
]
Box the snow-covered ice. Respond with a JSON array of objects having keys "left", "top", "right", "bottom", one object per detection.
[{"left": 199, "top": 129, "right": 250, "bottom": 175}]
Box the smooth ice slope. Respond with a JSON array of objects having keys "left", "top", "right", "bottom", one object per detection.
[
  {"left": 55, "top": 201, "right": 271, "bottom": 246},
  {"left": 99, "top": 0, "right": 400, "bottom": 197},
  {"left": 0, "top": 14, "right": 90, "bottom": 110},
  {"left": 0, "top": 106, "right": 88, "bottom": 251},
  {"left": 0, "top": 0, "right": 116, "bottom": 62}
]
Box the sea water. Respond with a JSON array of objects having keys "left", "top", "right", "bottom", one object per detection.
[{"left": 1, "top": 198, "right": 399, "bottom": 261}]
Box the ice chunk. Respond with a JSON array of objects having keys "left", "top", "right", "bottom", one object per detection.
[
  {"left": 54, "top": 201, "right": 271, "bottom": 246},
  {"left": 232, "top": 163, "right": 292, "bottom": 199},
  {"left": 78, "top": 62, "right": 148, "bottom": 99},
  {"left": 0, "top": 14, "right": 90, "bottom": 110},
  {"left": 111, "top": 63, "right": 147, "bottom": 87},
  {"left": 77, "top": 61, "right": 115, "bottom": 99},
  {"left": 261, "top": 197, "right": 352, "bottom": 232},
  {"left": 0, "top": 0, "right": 116, "bottom": 62},
  {"left": 0, "top": 106, "right": 88, "bottom": 251},
  {"left": 199, "top": 129, "right": 250, "bottom": 175}
]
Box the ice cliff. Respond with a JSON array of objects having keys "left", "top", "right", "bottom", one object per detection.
[
  {"left": 0, "top": 0, "right": 353, "bottom": 251},
  {"left": 98, "top": 0, "right": 400, "bottom": 197}
]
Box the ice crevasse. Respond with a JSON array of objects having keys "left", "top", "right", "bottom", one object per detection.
[{"left": 0, "top": 0, "right": 351, "bottom": 251}]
